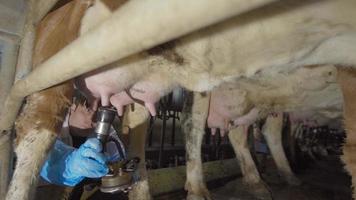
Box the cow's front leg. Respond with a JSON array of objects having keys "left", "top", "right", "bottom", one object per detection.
[
  {"left": 182, "top": 92, "right": 211, "bottom": 200},
  {"left": 262, "top": 113, "right": 301, "bottom": 186},
  {"left": 125, "top": 104, "right": 152, "bottom": 200},
  {"left": 228, "top": 125, "right": 272, "bottom": 200}
]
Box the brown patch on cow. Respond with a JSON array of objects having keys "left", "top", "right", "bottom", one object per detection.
[
  {"left": 337, "top": 67, "right": 356, "bottom": 199},
  {"left": 50, "top": 0, "right": 72, "bottom": 12},
  {"left": 147, "top": 40, "right": 185, "bottom": 65},
  {"left": 34, "top": 0, "right": 92, "bottom": 65},
  {"left": 15, "top": 0, "right": 92, "bottom": 144},
  {"left": 100, "top": 0, "right": 128, "bottom": 11}
]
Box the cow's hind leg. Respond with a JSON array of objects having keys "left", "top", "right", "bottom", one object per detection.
[
  {"left": 6, "top": 85, "right": 72, "bottom": 200},
  {"left": 228, "top": 126, "right": 272, "bottom": 200},
  {"left": 6, "top": 2, "right": 90, "bottom": 199},
  {"left": 182, "top": 92, "right": 211, "bottom": 200},
  {"left": 262, "top": 113, "right": 301, "bottom": 186},
  {"left": 337, "top": 67, "right": 356, "bottom": 199}
]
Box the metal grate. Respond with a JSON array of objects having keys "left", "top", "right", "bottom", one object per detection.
[{"left": 145, "top": 91, "right": 235, "bottom": 169}]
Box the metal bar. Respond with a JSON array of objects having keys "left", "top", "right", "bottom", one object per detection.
[
  {"left": 158, "top": 109, "right": 167, "bottom": 168},
  {"left": 0, "top": 0, "right": 277, "bottom": 131},
  {"left": 0, "top": 131, "right": 13, "bottom": 199},
  {"left": 217, "top": 133, "right": 222, "bottom": 159},
  {"left": 171, "top": 111, "right": 176, "bottom": 146},
  {"left": 147, "top": 116, "right": 154, "bottom": 147},
  {"left": 205, "top": 128, "right": 211, "bottom": 145}
]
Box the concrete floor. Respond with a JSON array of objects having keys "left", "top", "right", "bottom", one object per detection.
[{"left": 35, "top": 155, "right": 351, "bottom": 200}]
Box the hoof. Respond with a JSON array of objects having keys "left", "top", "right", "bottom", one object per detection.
[
  {"left": 246, "top": 182, "right": 273, "bottom": 200},
  {"left": 185, "top": 181, "right": 211, "bottom": 200}
]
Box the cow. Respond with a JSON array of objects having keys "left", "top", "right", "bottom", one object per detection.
[
  {"left": 180, "top": 64, "right": 343, "bottom": 200},
  {"left": 106, "top": 65, "right": 340, "bottom": 200},
  {"left": 75, "top": 5, "right": 356, "bottom": 199},
  {"left": 115, "top": 63, "right": 342, "bottom": 200},
  {"left": 5, "top": 0, "right": 356, "bottom": 199}
]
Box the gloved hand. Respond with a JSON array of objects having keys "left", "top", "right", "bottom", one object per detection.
[{"left": 40, "top": 138, "right": 109, "bottom": 186}]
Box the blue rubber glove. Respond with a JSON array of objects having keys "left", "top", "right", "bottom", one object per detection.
[{"left": 40, "top": 138, "right": 109, "bottom": 186}]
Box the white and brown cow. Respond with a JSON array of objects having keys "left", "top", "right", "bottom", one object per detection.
[
  {"left": 5, "top": 0, "right": 356, "bottom": 199},
  {"left": 180, "top": 64, "right": 342, "bottom": 200},
  {"left": 75, "top": 5, "right": 356, "bottom": 199}
]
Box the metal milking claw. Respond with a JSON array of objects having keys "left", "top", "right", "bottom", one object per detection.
[
  {"left": 123, "top": 157, "right": 140, "bottom": 172},
  {"left": 91, "top": 106, "right": 141, "bottom": 193}
]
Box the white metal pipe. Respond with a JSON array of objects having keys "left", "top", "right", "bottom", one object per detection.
[
  {"left": 0, "top": 132, "right": 13, "bottom": 199},
  {"left": 0, "top": 0, "right": 276, "bottom": 131}
]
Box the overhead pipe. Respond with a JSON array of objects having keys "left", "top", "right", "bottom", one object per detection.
[{"left": 0, "top": 0, "right": 277, "bottom": 131}]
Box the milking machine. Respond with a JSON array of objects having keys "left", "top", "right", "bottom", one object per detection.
[{"left": 94, "top": 106, "right": 140, "bottom": 193}]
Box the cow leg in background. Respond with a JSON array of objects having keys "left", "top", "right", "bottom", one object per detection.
[
  {"left": 262, "top": 113, "right": 301, "bottom": 186},
  {"left": 182, "top": 92, "right": 211, "bottom": 200},
  {"left": 123, "top": 104, "right": 152, "bottom": 200},
  {"left": 5, "top": 1, "right": 91, "bottom": 199},
  {"left": 228, "top": 125, "right": 272, "bottom": 200},
  {"left": 337, "top": 68, "right": 356, "bottom": 199}
]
